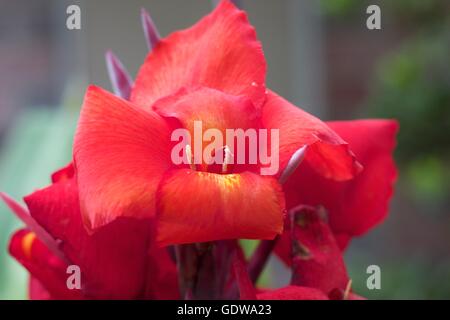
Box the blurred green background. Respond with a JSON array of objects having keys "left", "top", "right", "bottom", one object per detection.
[
  {"left": 0, "top": 0, "right": 449, "bottom": 299},
  {"left": 321, "top": 0, "right": 450, "bottom": 299}
]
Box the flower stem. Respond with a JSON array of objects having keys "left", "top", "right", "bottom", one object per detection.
[
  {"left": 176, "top": 242, "right": 234, "bottom": 299},
  {"left": 175, "top": 244, "right": 199, "bottom": 299},
  {"left": 248, "top": 237, "right": 279, "bottom": 284}
]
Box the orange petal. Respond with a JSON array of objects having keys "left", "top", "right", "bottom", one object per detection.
[
  {"left": 156, "top": 169, "right": 285, "bottom": 245},
  {"left": 73, "top": 85, "right": 174, "bottom": 229}
]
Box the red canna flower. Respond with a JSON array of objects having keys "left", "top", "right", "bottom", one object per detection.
[
  {"left": 276, "top": 119, "right": 399, "bottom": 265},
  {"left": 73, "top": 0, "right": 362, "bottom": 246},
  {"left": 1, "top": 0, "right": 398, "bottom": 300},
  {"left": 1, "top": 164, "right": 178, "bottom": 299}
]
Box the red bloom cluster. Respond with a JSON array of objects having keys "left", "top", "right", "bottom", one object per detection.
[{"left": 1, "top": 0, "right": 398, "bottom": 300}]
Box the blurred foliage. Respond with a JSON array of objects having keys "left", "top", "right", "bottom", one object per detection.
[
  {"left": 322, "top": 0, "right": 450, "bottom": 299},
  {"left": 406, "top": 156, "right": 450, "bottom": 205},
  {"left": 0, "top": 108, "right": 77, "bottom": 299},
  {"left": 364, "top": 3, "right": 450, "bottom": 221},
  {"left": 323, "top": 0, "right": 450, "bottom": 207},
  {"left": 347, "top": 255, "right": 450, "bottom": 299},
  {"left": 368, "top": 24, "right": 450, "bottom": 164},
  {"left": 320, "top": 0, "right": 450, "bottom": 165}
]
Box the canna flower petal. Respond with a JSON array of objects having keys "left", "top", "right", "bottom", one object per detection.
[
  {"left": 29, "top": 277, "right": 52, "bottom": 300},
  {"left": 257, "top": 286, "right": 329, "bottom": 300},
  {"left": 282, "top": 120, "right": 398, "bottom": 249},
  {"left": 131, "top": 0, "right": 266, "bottom": 109},
  {"left": 24, "top": 171, "right": 151, "bottom": 299},
  {"left": 288, "top": 206, "right": 349, "bottom": 295},
  {"left": 73, "top": 85, "right": 174, "bottom": 230},
  {"left": 51, "top": 162, "right": 75, "bottom": 183},
  {"left": 324, "top": 120, "right": 399, "bottom": 239},
  {"left": 9, "top": 229, "right": 83, "bottom": 299},
  {"left": 0, "top": 192, "right": 64, "bottom": 262},
  {"left": 23, "top": 164, "right": 179, "bottom": 299},
  {"left": 156, "top": 169, "right": 285, "bottom": 245},
  {"left": 143, "top": 244, "right": 180, "bottom": 299},
  {"left": 232, "top": 247, "right": 257, "bottom": 300},
  {"left": 153, "top": 87, "right": 260, "bottom": 135},
  {"left": 262, "top": 91, "right": 363, "bottom": 181}
]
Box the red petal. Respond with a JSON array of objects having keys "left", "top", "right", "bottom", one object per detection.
[
  {"left": 287, "top": 206, "right": 349, "bottom": 295},
  {"left": 257, "top": 285, "right": 328, "bottom": 300},
  {"left": 51, "top": 162, "right": 75, "bottom": 183},
  {"left": 73, "top": 85, "right": 174, "bottom": 229},
  {"left": 347, "top": 293, "right": 366, "bottom": 300},
  {"left": 144, "top": 242, "right": 180, "bottom": 299},
  {"left": 153, "top": 87, "right": 260, "bottom": 134},
  {"left": 335, "top": 234, "right": 351, "bottom": 250},
  {"left": 9, "top": 229, "right": 83, "bottom": 299},
  {"left": 232, "top": 248, "right": 257, "bottom": 300},
  {"left": 156, "top": 169, "right": 285, "bottom": 245},
  {"left": 131, "top": 0, "right": 266, "bottom": 109},
  {"left": 24, "top": 177, "right": 151, "bottom": 299},
  {"left": 0, "top": 192, "right": 64, "bottom": 261},
  {"left": 262, "top": 91, "right": 362, "bottom": 180},
  {"left": 284, "top": 120, "right": 398, "bottom": 246},
  {"left": 29, "top": 277, "right": 52, "bottom": 300}
]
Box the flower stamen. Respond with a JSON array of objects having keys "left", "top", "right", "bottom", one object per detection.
[
  {"left": 343, "top": 279, "right": 352, "bottom": 300},
  {"left": 185, "top": 145, "right": 196, "bottom": 171},
  {"left": 222, "top": 145, "right": 234, "bottom": 174}
]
